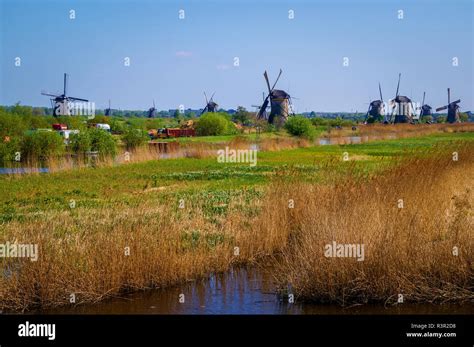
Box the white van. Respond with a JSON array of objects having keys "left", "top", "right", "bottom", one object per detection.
[{"left": 96, "top": 123, "right": 111, "bottom": 132}]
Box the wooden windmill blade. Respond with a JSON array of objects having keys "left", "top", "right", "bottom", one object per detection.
[
  {"left": 395, "top": 73, "right": 401, "bottom": 97},
  {"left": 263, "top": 71, "right": 272, "bottom": 95},
  {"left": 271, "top": 69, "right": 283, "bottom": 91}
]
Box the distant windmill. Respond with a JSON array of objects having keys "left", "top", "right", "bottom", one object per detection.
[
  {"left": 41, "top": 73, "right": 88, "bottom": 117},
  {"left": 252, "top": 92, "right": 268, "bottom": 116},
  {"left": 201, "top": 92, "right": 218, "bottom": 115},
  {"left": 147, "top": 100, "right": 156, "bottom": 118},
  {"left": 105, "top": 100, "right": 112, "bottom": 116},
  {"left": 389, "top": 73, "right": 415, "bottom": 123},
  {"left": 436, "top": 88, "right": 461, "bottom": 123},
  {"left": 365, "top": 82, "right": 385, "bottom": 123},
  {"left": 418, "top": 92, "right": 432, "bottom": 121},
  {"left": 257, "top": 69, "right": 293, "bottom": 125}
]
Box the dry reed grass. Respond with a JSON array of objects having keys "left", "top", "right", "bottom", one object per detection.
[
  {"left": 0, "top": 192, "right": 287, "bottom": 311},
  {"left": 1, "top": 140, "right": 472, "bottom": 311},
  {"left": 263, "top": 142, "right": 473, "bottom": 305}
]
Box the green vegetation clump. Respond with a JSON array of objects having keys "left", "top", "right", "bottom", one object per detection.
[
  {"left": 69, "top": 128, "right": 117, "bottom": 157},
  {"left": 285, "top": 115, "right": 316, "bottom": 140},
  {"left": 121, "top": 127, "right": 149, "bottom": 150},
  {"left": 311, "top": 116, "right": 356, "bottom": 127},
  {"left": 195, "top": 112, "right": 237, "bottom": 136},
  {"left": 20, "top": 131, "right": 65, "bottom": 161}
]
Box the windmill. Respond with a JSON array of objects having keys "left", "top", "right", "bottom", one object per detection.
[
  {"left": 389, "top": 73, "right": 415, "bottom": 123},
  {"left": 257, "top": 69, "right": 293, "bottom": 126},
  {"left": 41, "top": 73, "right": 88, "bottom": 117},
  {"left": 418, "top": 92, "right": 432, "bottom": 122},
  {"left": 200, "top": 92, "right": 218, "bottom": 115},
  {"left": 365, "top": 82, "right": 385, "bottom": 123},
  {"left": 147, "top": 100, "right": 156, "bottom": 118},
  {"left": 252, "top": 92, "right": 268, "bottom": 116},
  {"left": 105, "top": 100, "right": 112, "bottom": 116},
  {"left": 436, "top": 88, "right": 461, "bottom": 123}
]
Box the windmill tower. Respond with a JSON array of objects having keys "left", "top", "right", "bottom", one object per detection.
[
  {"left": 200, "top": 92, "right": 218, "bottom": 115},
  {"left": 147, "top": 100, "right": 156, "bottom": 118},
  {"left": 418, "top": 92, "right": 432, "bottom": 121},
  {"left": 365, "top": 82, "right": 385, "bottom": 123},
  {"left": 257, "top": 69, "right": 293, "bottom": 126},
  {"left": 41, "top": 73, "right": 88, "bottom": 117},
  {"left": 105, "top": 100, "right": 112, "bottom": 116},
  {"left": 436, "top": 88, "right": 461, "bottom": 123},
  {"left": 389, "top": 73, "right": 415, "bottom": 123}
]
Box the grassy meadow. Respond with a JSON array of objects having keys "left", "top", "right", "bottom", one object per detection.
[{"left": 0, "top": 130, "right": 473, "bottom": 311}]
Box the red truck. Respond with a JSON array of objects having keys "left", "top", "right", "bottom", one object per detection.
[
  {"left": 52, "top": 123, "right": 68, "bottom": 131},
  {"left": 149, "top": 128, "right": 195, "bottom": 139},
  {"left": 165, "top": 128, "right": 195, "bottom": 137}
]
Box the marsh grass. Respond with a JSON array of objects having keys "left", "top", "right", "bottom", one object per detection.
[
  {"left": 0, "top": 135, "right": 473, "bottom": 311},
  {"left": 265, "top": 142, "right": 473, "bottom": 305}
]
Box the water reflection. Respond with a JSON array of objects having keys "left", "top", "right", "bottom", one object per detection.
[{"left": 37, "top": 267, "right": 473, "bottom": 315}]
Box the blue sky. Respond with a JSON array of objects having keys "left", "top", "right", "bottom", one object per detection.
[{"left": 1, "top": 0, "right": 472, "bottom": 112}]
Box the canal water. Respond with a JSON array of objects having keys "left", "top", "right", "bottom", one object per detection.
[
  {"left": 36, "top": 266, "right": 472, "bottom": 315},
  {"left": 1, "top": 135, "right": 398, "bottom": 174}
]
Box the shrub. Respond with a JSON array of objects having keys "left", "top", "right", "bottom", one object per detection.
[
  {"left": 0, "top": 137, "right": 22, "bottom": 165},
  {"left": 21, "top": 131, "right": 65, "bottom": 161},
  {"left": 195, "top": 113, "right": 235, "bottom": 136},
  {"left": 69, "top": 128, "right": 116, "bottom": 157},
  {"left": 284, "top": 116, "right": 316, "bottom": 140},
  {"left": 121, "top": 127, "right": 149, "bottom": 150},
  {"left": 69, "top": 131, "right": 91, "bottom": 154},
  {"left": 88, "top": 128, "right": 117, "bottom": 157}
]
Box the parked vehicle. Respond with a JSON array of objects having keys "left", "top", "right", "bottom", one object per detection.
[
  {"left": 149, "top": 128, "right": 195, "bottom": 139},
  {"left": 95, "top": 123, "right": 111, "bottom": 132},
  {"left": 52, "top": 123, "right": 68, "bottom": 131}
]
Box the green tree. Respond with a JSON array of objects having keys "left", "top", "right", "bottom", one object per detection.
[
  {"left": 232, "top": 106, "right": 251, "bottom": 125},
  {"left": 459, "top": 113, "right": 468, "bottom": 122}
]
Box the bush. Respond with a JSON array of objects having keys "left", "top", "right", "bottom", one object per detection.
[
  {"left": 311, "top": 117, "right": 329, "bottom": 126},
  {"left": 0, "top": 137, "right": 22, "bottom": 165},
  {"left": 69, "top": 131, "right": 91, "bottom": 154},
  {"left": 284, "top": 116, "right": 316, "bottom": 140},
  {"left": 69, "top": 128, "right": 116, "bottom": 158},
  {"left": 89, "top": 128, "right": 117, "bottom": 157},
  {"left": 121, "top": 127, "right": 149, "bottom": 150},
  {"left": 21, "top": 131, "right": 65, "bottom": 161},
  {"left": 109, "top": 118, "right": 126, "bottom": 134},
  {"left": 195, "top": 113, "right": 236, "bottom": 136},
  {"left": 0, "top": 110, "right": 27, "bottom": 138}
]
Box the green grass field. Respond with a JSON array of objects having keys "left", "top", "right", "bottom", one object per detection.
[
  {"left": 1, "top": 130, "right": 473, "bottom": 311},
  {"left": 1, "top": 132, "right": 472, "bottom": 223}
]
